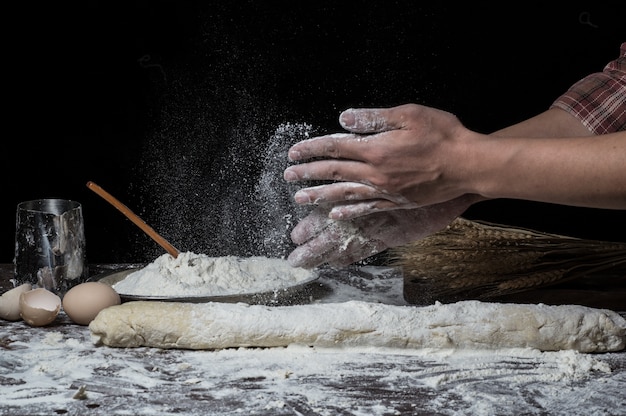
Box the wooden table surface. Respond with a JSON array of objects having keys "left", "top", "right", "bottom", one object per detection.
[{"left": 1, "top": 263, "right": 625, "bottom": 415}]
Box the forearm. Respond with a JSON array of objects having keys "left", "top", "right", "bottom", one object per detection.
[
  {"left": 467, "top": 131, "right": 626, "bottom": 209},
  {"left": 491, "top": 107, "right": 594, "bottom": 139}
]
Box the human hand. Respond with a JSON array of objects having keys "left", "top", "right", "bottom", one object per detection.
[
  {"left": 283, "top": 104, "right": 478, "bottom": 220},
  {"left": 287, "top": 195, "right": 476, "bottom": 269}
]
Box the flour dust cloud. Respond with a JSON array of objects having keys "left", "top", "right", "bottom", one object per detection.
[
  {"left": 254, "top": 123, "right": 314, "bottom": 258},
  {"left": 132, "top": 109, "right": 315, "bottom": 262},
  {"left": 123, "top": 9, "right": 322, "bottom": 263}
]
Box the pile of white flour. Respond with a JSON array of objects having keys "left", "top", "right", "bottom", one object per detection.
[{"left": 112, "top": 251, "right": 316, "bottom": 297}]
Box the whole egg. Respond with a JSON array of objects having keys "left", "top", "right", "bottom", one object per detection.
[{"left": 62, "top": 282, "right": 121, "bottom": 325}]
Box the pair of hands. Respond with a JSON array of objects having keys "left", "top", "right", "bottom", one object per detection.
[{"left": 283, "top": 104, "right": 480, "bottom": 268}]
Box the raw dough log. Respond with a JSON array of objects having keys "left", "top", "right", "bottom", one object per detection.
[{"left": 89, "top": 300, "right": 626, "bottom": 353}]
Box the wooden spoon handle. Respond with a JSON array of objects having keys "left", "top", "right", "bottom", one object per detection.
[{"left": 86, "top": 181, "right": 179, "bottom": 258}]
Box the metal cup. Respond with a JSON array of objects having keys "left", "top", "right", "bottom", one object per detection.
[{"left": 14, "top": 199, "right": 88, "bottom": 296}]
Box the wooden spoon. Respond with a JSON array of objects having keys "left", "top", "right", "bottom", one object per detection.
[{"left": 86, "top": 181, "right": 180, "bottom": 258}]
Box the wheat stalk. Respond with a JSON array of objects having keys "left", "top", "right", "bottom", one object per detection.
[{"left": 388, "top": 217, "right": 626, "bottom": 303}]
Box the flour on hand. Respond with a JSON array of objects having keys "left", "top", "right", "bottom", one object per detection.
[{"left": 112, "top": 252, "right": 316, "bottom": 297}]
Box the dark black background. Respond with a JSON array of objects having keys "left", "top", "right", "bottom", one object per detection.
[{"left": 4, "top": 1, "right": 625, "bottom": 265}]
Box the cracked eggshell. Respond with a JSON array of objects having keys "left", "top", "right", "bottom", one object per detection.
[
  {"left": 19, "top": 288, "right": 62, "bottom": 327},
  {"left": 0, "top": 283, "right": 32, "bottom": 321}
]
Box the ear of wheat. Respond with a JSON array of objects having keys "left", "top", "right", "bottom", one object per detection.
[{"left": 388, "top": 217, "right": 626, "bottom": 304}]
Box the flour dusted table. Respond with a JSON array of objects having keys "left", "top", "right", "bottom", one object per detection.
[{"left": 1, "top": 263, "right": 625, "bottom": 415}]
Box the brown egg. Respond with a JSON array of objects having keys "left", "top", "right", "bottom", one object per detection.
[
  {"left": 19, "top": 288, "right": 62, "bottom": 326},
  {"left": 62, "top": 282, "right": 121, "bottom": 325}
]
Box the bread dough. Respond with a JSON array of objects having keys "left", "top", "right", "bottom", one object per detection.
[{"left": 89, "top": 300, "right": 626, "bottom": 353}]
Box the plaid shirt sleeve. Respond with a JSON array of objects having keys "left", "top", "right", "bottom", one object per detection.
[{"left": 551, "top": 42, "right": 626, "bottom": 134}]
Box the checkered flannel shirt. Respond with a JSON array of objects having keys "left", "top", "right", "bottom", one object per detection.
[{"left": 551, "top": 42, "right": 626, "bottom": 134}]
